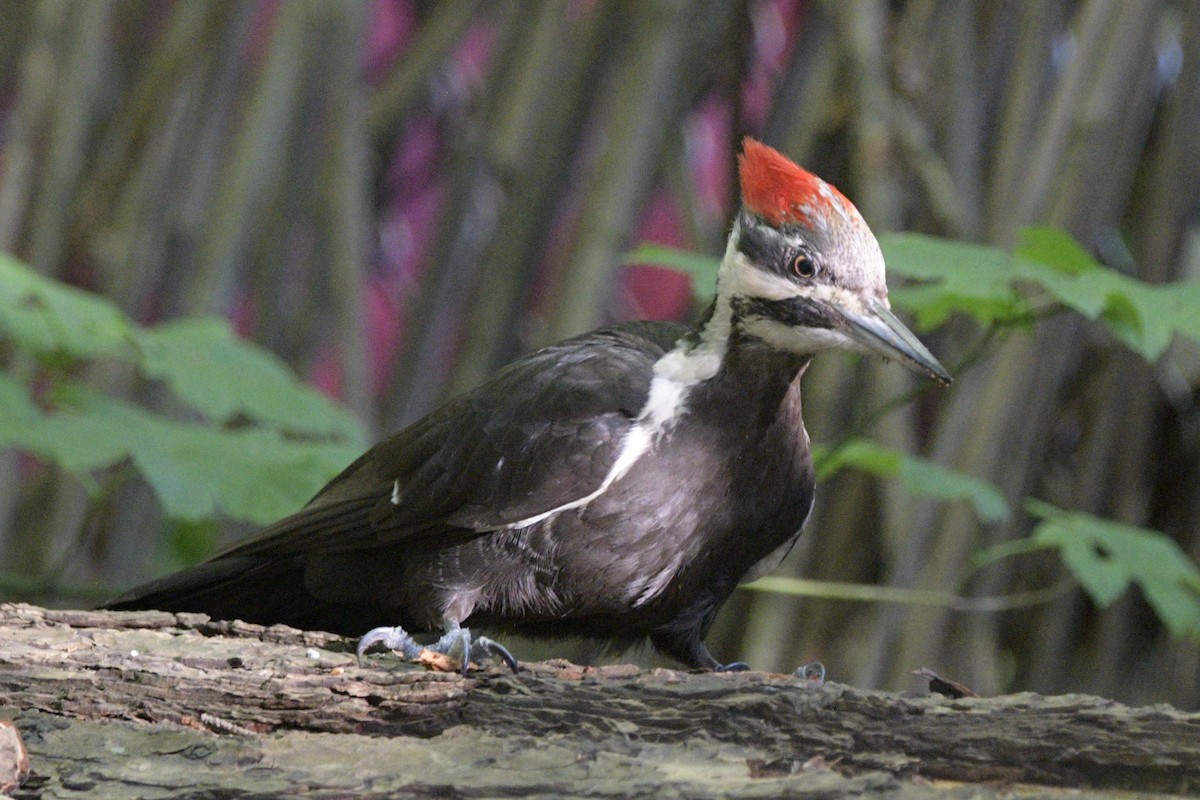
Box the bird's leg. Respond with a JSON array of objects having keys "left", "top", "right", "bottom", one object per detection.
[
  {"left": 429, "top": 617, "right": 520, "bottom": 676},
  {"left": 651, "top": 628, "right": 748, "bottom": 672}
]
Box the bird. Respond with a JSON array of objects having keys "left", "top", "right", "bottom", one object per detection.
[{"left": 106, "top": 138, "right": 950, "bottom": 674}]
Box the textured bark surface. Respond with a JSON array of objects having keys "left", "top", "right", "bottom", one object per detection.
[{"left": 0, "top": 603, "right": 1197, "bottom": 799}]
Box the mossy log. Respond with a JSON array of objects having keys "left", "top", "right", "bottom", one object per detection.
[{"left": 0, "top": 603, "right": 1196, "bottom": 799}]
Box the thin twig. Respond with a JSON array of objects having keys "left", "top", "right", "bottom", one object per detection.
[{"left": 743, "top": 574, "right": 1076, "bottom": 614}]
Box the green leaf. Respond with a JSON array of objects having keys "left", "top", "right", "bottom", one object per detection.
[
  {"left": 56, "top": 387, "right": 360, "bottom": 524},
  {"left": 1142, "top": 282, "right": 1200, "bottom": 358},
  {"left": 137, "top": 317, "right": 365, "bottom": 443},
  {"left": 1025, "top": 500, "right": 1200, "bottom": 640},
  {"left": 1013, "top": 226, "right": 1099, "bottom": 276},
  {"left": 0, "top": 374, "right": 129, "bottom": 472},
  {"left": 0, "top": 252, "right": 136, "bottom": 359},
  {"left": 0, "top": 252, "right": 368, "bottom": 526},
  {"left": 0, "top": 357, "right": 362, "bottom": 524},
  {"left": 897, "top": 454, "right": 1011, "bottom": 524},
  {"left": 1012, "top": 228, "right": 1200, "bottom": 360},
  {"left": 0, "top": 372, "right": 50, "bottom": 449},
  {"left": 879, "top": 233, "right": 1030, "bottom": 329},
  {"left": 814, "top": 438, "right": 901, "bottom": 479},
  {"left": 625, "top": 243, "right": 721, "bottom": 300},
  {"left": 815, "top": 438, "right": 1010, "bottom": 523}
]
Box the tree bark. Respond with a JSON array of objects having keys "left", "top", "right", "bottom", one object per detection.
[{"left": 0, "top": 604, "right": 1196, "bottom": 799}]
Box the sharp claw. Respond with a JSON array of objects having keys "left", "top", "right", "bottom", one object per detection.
[
  {"left": 715, "top": 661, "right": 750, "bottom": 672},
  {"left": 476, "top": 636, "right": 520, "bottom": 673},
  {"left": 356, "top": 625, "right": 422, "bottom": 665}
]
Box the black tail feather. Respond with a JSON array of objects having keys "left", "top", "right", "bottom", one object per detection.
[
  {"left": 101, "top": 494, "right": 401, "bottom": 636},
  {"left": 103, "top": 554, "right": 398, "bottom": 637}
]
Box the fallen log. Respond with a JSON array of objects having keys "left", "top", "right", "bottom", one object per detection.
[{"left": 0, "top": 603, "right": 1196, "bottom": 798}]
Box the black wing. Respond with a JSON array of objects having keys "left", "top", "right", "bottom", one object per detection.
[{"left": 224, "top": 320, "right": 687, "bottom": 558}]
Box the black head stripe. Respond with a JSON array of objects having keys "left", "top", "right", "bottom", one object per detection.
[
  {"left": 736, "top": 216, "right": 789, "bottom": 270},
  {"left": 730, "top": 296, "right": 837, "bottom": 329},
  {"left": 737, "top": 212, "right": 823, "bottom": 284}
]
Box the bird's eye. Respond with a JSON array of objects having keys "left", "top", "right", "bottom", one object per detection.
[{"left": 791, "top": 252, "right": 817, "bottom": 279}]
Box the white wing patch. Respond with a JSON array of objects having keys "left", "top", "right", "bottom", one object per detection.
[
  {"left": 504, "top": 336, "right": 722, "bottom": 530},
  {"left": 505, "top": 425, "right": 654, "bottom": 529},
  {"left": 505, "top": 319, "right": 732, "bottom": 530}
]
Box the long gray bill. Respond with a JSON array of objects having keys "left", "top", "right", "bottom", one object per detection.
[{"left": 838, "top": 300, "right": 952, "bottom": 385}]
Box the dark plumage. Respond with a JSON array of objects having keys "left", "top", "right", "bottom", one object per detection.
[{"left": 107, "top": 139, "right": 948, "bottom": 671}]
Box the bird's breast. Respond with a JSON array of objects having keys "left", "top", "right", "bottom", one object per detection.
[{"left": 541, "top": 383, "right": 815, "bottom": 617}]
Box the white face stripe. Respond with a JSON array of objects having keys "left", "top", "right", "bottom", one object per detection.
[
  {"left": 720, "top": 250, "right": 798, "bottom": 301},
  {"left": 758, "top": 282, "right": 869, "bottom": 316}
]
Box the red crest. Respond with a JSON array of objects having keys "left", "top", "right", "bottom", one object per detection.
[{"left": 737, "top": 137, "right": 854, "bottom": 227}]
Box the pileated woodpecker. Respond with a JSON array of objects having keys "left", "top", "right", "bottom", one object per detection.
[{"left": 107, "top": 139, "right": 949, "bottom": 673}]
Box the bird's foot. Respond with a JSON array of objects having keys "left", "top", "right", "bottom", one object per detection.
[
  {"left": 356, "top": 624, "right": 519, "bottom": 676},
  {"left": 715, "top": 661, "right": 750, "bottom": 672},
  {"left": 792, "top": 661, "right": 826, "bottom": 687}
]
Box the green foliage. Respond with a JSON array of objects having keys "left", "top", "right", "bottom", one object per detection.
[
  {"left": 813, "top": 438, "right": 1009, "bottom": 524},
  {"left": 881, "top": 228, "right": 1200, "bottom": 360},
  {"left": 629, "top": 229, "right": 1200, "bottom": 361},
  {"left": 0, "top": 253, "right": 136, "bottom": 360},
  {"left": 54, "top": 386, "right": 359, "bottom": 523},
  {"left": 0, "top": 252, "right": 364, "bottom": 525},
  {"left": 166, "top": 518, "right": 220, "bottom": 572},
  {"left": 1013, "top": 228, "right": 1200, "bottom": 360},
  {"left": 139, "top": 319, "right": 361, "bottom": 440},
  {"left": 1019, "top": 501, "right": 1200, "bottom": 640},
  {"left": 879, "top": 234, "right": 1030, "bottom": 328}
]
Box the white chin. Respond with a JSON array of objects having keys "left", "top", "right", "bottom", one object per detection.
[{"left": 740, "top": 316, "right": 854, "bottom": 354}]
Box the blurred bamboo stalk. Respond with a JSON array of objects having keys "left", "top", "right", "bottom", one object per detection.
[
  {"left": 0, "top": 0, "right": 115, "bottom": 578},
  {"left": 762, "top": 0, "right": 838, "bottom": 164},
  {"left": 0, "top": 0, "right": 67, "bottom": 561},
  {"left": 320, "top": 1, "right": 374, "bottom": 430},
  {"left": 368, "top": 0, "right": 482, "bottom": 150},
  {"left": 382, "top": 1, "right": 524, "bottom": 428},
  {"left": 443, "top": 0, "right": 621, "bottom": 400},
  {"left": 183, "top": 0, "right": 310, "bottom": 315},
  {"left": 544, "top": 0, "right": 731, "bottom": 342},
  {"left": 26, "top": 0, "right": 113, "bottom": 275},
  {"left": 72, "top": 1, "right": 228, "bottom": 266},
  {"left": 857, "top": 0, "right": 1166, "bottom": 693}
]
